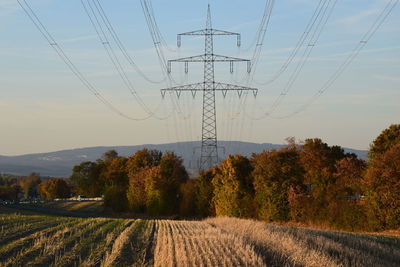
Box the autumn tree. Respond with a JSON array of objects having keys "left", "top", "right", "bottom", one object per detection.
[
  {"left": 38, "top": 178, "right": 71, "bottom": 200},
  {"left": 179, "top": 179, "right": 197, "bottom": 217},
  {"left": 369, "top": 124, "right": 400, "bottom": 159},
  {"left": 127, "top": 167, "right": 153, "bottom": 213},
  {"left": 102, "top": 157, "right": 129, "bottom": 211},
  {"left": 126, "top": 149, "right": 163, "bottom": 213},
  {"left": 126, "top": 150, "right": 188, "bottom": 216},
  {"left": 253, "top": 146, "right": 305, "bottom": 222},
  {"left": 332, "top": 157, "right": 365, "bottom": 197},
  {"left": 326, "top": 157, "right": 367, "bottom": 230},
  {"left": 299, "top": 138, "right": 348, "bottom": 221},
  {"left": 363, "top": 144, "right": 400, "bottom": 230},
  {"left": 102, "top": 157, "right": 128, "bottom": 187},
  {"left": 212, "top": 155, "right": 254, "bottom": 218},
  {"left": 19, "top": 172, "right": 41, "bottom": 199},
  {"left": 126, "top": 148, "right": 162, "bottom": 174}
]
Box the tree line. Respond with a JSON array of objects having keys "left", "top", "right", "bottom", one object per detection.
[
  {"left": 0, "top": 172, "right": 71, "bottom": 201},
  {"left": 1, "top": 124, "right": 398, "bottom": 231},
  {"left": 68, "top": 124, "right": 399, "bottom": 231}
]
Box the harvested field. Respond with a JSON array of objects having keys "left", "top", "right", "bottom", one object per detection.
[
  {"left": 154, "top": 220, "right": 264, "bottom": 266},
  {"left": 0, "top": 212, "right": 399, "bottom": 267},
  {"left": 0, "top": 213, "right": 150, "bottom": 267}
]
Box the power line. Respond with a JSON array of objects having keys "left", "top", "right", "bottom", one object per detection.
[
  {"left": 92, "top": 0, "right": 166, "bottom": 84},
  {"left": 266, "top": 0, "right": 338, "bottom": 114},
  {"left": 17, "top": 0, "right": 156, "bottom": 121},
  {"left": 248, "top": 0, "right": 338, "bottom": 120},
  {"left": 247, "top": 0, "right": 275, "bottom": 83},
  {"left": 161, "top": 5, "right": 258, "bottom": 171},
  {"left": 81, "top": 0, "right": 155, "bottom": 117},
  {"left": 270, "top": 0, "right": 399, "bottom": 119},
  {"left": 146, "top": 0, "right": 178, "bottom": 53},
  {"left": 253, "top": 0, "right": 328, "bottom": 85},
  {"left": 82, "top": 0, "right": 174, "bottom": 121}
]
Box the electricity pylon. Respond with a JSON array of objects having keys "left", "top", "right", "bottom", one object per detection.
[{"left": 161, "top": 5, "right": 258, "bottom": 171}]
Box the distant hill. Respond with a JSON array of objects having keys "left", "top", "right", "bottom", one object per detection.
[{"left": 0, "top": 141, "right": 368, "bottom": 177}]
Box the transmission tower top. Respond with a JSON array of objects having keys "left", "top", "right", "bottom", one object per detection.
[
  {"left": 206, "top": 4, "right": 212, "bottom": 29},
  {"left": 161, "top": 5, "right": 258, "bottom": 171}
]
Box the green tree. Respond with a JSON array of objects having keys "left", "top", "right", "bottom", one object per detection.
[
  {"left": 103, "top": 185, "right": 127, "bottom": 212},
  {"left": 253, "top": 147, "right": 305, "bottom": 222},
  {"left": 212, "top": 155, "right": 254, "bottom": 218},
  {"left": 152, "top": 152, "right": 188, "bottom": 215},
  {"left": 369, "top": 124, "right": 400, "bottom": 159},
  {"left": 70, "top": 161, "right": 106, "bottom": 197},
  {"left": 195, "top": 169, "right": 215, "bottom": 217},
  {"left": 101, "top": 150, "right": 119, "bottom": 162},
  {"left": 38, "top": 179, "right": 71, "bottom": 200},
  {"left": 0, "top": 184, "right": 21, "bottom": 201}
]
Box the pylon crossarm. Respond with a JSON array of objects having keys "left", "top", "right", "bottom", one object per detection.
[
  {"left": 168, "top": 54, "right": 250, "bottom": 73},
  {"left": 178, "top": 29, "right": 207, "bottom": 36},
  {"left": 178, "top": 29, "right": 239, "bottom": 36},
  {"left": 162, "top": 5, "right": 257, "bottom": 171},
  {"left": 169, "top": 54, "right": 249, "bottom": 63},
  {"left": 210, "top": 29, "right": 240, "bottom": 36},
  {"left": 160, "top": 82, "right": 258, "bottom": 99},
  {"left": 177, "top": 29, "right": 241, "bottom": 47}
]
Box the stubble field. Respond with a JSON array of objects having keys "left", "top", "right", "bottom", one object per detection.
[{"left": 0, "top": 212, "right": 399, "bottom": 267}]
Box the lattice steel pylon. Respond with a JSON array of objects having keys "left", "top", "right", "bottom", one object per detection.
[{"left": 161, "top": 5, "right": 258, "bottom": 171}]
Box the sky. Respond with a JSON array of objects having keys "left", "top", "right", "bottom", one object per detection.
[{"left": 0, "top": 0, "right": 399, "bottom": 156}]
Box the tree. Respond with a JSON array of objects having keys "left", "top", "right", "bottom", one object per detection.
[
  {"left": 102, "top": 157, "right": 128, "bottom": 187},
  {"left": 126, "top": 148, "right": 162, "bottom": 175},
  {"left": 332, "top": 157, "right": 365, "bottom": 197},
  {"left": 299, "top": 138, "right": 348, "bottom": 221},
  {"left": 101, "top": 157, "right": 130, "bottom": 212},
  {"left": 150, "top": 152, "right": 188, "bottom": 215},
  {"left": 179, "top": 179, "right": 196, "bottom": 217},
  {"left": 19, "top": 172, "right": 41, "bottom": 199},
  {"left": 126, "top": 149, "right": 163, "bottom": 213},
  {"left": 70, "top": 161, "right": 106, "bottom": 197},
  {"left": 0, "top": 184, "right": 21, "bottom": 201},
  {"left": 127, "top": 167, "right": 152, "bottom": 213},
  {"left": 363, "top": 144, "right": 400, "bottom": 230},
  {"left": 212, "top": 155, "right": 254, "bottom": 218},
  {"left": 253, "top": 147, "right": 304, "bottom": 222},
  {"left": 38, "top": 179, "right": 71, "bottom": 200},
  {"left": 325, "top": 157, "right": 367, "bottom": 230},
  {"left": 126, "top": 151, "right": 188, "bottom": 216},
  {"left": 195, "top": 169, "right": 215, "bottom": 218},
  {"left": 369, "top": 124, "right": 400, "bottom": 159},
  {"left": 101, "top": 150, "right": 119, "bottom": 162},
  {"left": 103, "top": 185, "right": 127, "bottom": 212}
]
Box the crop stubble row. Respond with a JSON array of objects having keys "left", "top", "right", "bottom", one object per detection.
[{"left": 1, "top": 214, "right": 399, "bottom": 267}]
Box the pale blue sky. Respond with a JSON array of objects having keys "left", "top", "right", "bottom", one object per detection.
[{"left": 0, "top": 0, "right": 399, "bottom": 155}]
